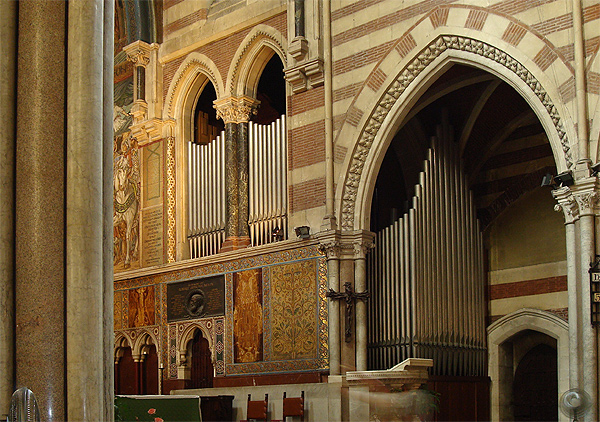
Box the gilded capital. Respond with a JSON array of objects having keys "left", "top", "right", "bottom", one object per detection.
[{"left": 214, "top": 96, "right": 260, "bottom": 124}]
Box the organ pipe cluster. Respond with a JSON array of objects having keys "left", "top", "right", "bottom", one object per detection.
[
  {"left": 187, "top": 115, "right": 288, "bottom": 258},
  {"left": 367, "top": 129, "right": 486, "bottom": 377}
]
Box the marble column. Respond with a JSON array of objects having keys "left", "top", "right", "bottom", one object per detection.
[
  {"left": 354, "top": 238, "right": 373, "bottom": 372},
  {"left": 123, "top": 40, "right": 152, "bottom": 124},
  {"left": 319, "top": 239, "right": 341, "bottom": 375},
  {"left": 0, "top": 1, "right": 17, "bottom": 418},
  {"left": 214, "top": 96, "right": 258, "bottom": 252},
  {"left": 103, "top": 0, "right": 116, "bottom": 419},
  {"left": 15, "top": 2, "right": 67, "bottom": 420},
  {"left": 66, "top": 0, "right": 112, "bottom": 420},
  {"left": 573, "top": 187, "right": 599, "bottom": 422},
  {"left": 554, "top": 182, "right": 599, "bottom": 422}
]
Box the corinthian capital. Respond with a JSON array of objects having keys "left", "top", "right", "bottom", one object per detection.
[
  {"left": 553, "top": 187, "right": 579, "bottom": 224},
  {"left": 214, "top": 96, "right": 260, "bottom": 124},
  {"left": 123, "top": 40, "right": 153, "bottom": 67}
]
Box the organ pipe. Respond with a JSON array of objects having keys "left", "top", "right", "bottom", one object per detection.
[{"left": 367, "top": 127, "right": 486, "bottom": 376}]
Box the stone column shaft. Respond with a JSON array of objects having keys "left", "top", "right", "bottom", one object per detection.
[
  {"left": 0, "top": 0, "right": 17, "bottom": 418},
  {"left": 327, "top": 257, "right": 341, "bottom": 375},
  {"left": 579, "top": 214, "right": 597, "bottom": 422},
  {"left": 565, "top": 223, "right": 581, "bottom": 388},
  {"left": 354, "top": 256, "right": 367, "bottom": 371},
  {"left": 66, "top": 0, "right": 109, "bottom": 419},
  {"left": 103, "top": 0, "right": 115, "bottom": 419},
  {"left": 15, "top": 2, "right": 67, "bottom": 420}
]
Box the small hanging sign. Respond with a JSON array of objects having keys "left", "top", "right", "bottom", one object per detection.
[{"left": 589, "top": 255, "right": 600, "bottom": 326}]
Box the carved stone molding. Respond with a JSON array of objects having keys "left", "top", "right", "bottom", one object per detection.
[
  {"left": 553, "top": 188, "right": 579, "bottom": 225},
  {"left": 214, "top": 96, "right": 260, "bottom": 124},
  {"left": 123, "top": 40, "right": 153, "bottom": 67},
  {"left": 341, "top": 35, "right": 573, "bottom": 230},
  {"left": 285, "top": 58, "right": 324, "bottom": 94}
]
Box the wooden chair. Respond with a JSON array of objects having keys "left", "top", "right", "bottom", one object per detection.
[
  {"left": 242, "top": 393, "right": 268, "bottom": 422},
  {"left": 282, "top": 391, "right": 304, "bottom": 421}
]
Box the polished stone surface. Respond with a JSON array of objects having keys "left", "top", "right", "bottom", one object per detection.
[{"left": 15, "top": 2, "right": 66, "bottom": 420}]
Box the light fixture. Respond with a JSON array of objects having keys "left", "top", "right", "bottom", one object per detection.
[
  {"left": 294, "top": 226, "right": 310, "bottom": 239},
  {"left": 272, "top": 226, "right": 283, "bottom": 241},
  {"left": 541, "top": 173, "right": 555, "bottom": 188},
  {"left": 554, "top": 171, "right": 574, "bottom": 187},
  {"left": 541, "top": 171, "right": 574, "bottom": 188}
]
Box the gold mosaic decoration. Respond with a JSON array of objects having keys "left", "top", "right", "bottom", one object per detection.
[
  {"left": 270, "top": 260, "right": 318, "bottom": 360},
  {"left": 166, "top": 135, "right": 176, "bottom": 262}
]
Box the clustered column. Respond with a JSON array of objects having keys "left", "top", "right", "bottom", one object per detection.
[
  {"left": 554, "top": 179, "right": 599, "bottom": 422},
  {"left": 215, "top": 96, "right": 259, "bottom": 252}
]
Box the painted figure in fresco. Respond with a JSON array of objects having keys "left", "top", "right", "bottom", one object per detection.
[{"left": 114, "top": 136, "right": 139, "bottom": 268}]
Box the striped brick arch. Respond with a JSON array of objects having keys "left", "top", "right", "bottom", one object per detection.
[{"left": 337, "top": 9, "right": 577, "bottom": 231}]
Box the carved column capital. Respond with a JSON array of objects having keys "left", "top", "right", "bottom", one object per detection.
[
  {"left": 123, "top": 40, "right": 152, "bottom": 67},
  {"left": 553, "top": 178, "right": 600, "bottom": 223},
  {"left": 553, "top": 187, "right": 579, "bottom": 224},
  {"left": 318, "top": 240, "right": 341, "bottom": 260},
  {"left": 353, "top": 240, "right": 374, "bottom": 259},
  {"left": 214, "top": 96, "right": 260, "bottom": 124}
]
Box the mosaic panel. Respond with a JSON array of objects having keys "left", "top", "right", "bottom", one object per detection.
[
  {"left": 233, "top": 269, "right": 263, "bottom": 363},
  {"left": 225, "top": 256, "right": 328, "bottom": 375},
  {"left": 114, "top": 290, "right": 123, "bottom": 330},
  {"left": 269, "top": 260, "right": 318, "bottom": 360}
]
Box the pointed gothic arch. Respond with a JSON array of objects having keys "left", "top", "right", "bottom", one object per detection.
[
  {"left": 488, "top": 308, "right": 569, "bottom": 422},
  {"left": 336, "top": 20, "right": 577, "bottom": 231},
  {"left": 226, "top": 24, "right": 287, "bottom": 99}
]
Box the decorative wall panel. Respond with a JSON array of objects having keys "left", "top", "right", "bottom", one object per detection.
[
  {"left": 233, "top": 269, "right": 263, "bottom": 363},
  {"left": 128, "top": 285, "right": 156, "bottom": 328},
  {"left": 116, "top": 245, "right": 328, "bottom": 378},
  {"left": 269, "top": 260, "right": 318, "bottom": 360}
]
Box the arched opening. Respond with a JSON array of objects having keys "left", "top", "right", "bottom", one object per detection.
[
  {"left": 193, "top": 82, "right": 223, "bottom": 145},
  {"left": 187, "top": 79, "right": 227, "bottom": 258},
  {"left": 115, "top": 346, "right": 136, "bottom": 395},
  {"left": 140, "top": 343, "right": 159, "bottom": 395},
  {"left": 366, "top": 63, "right": 564, "bottom": 420},
  {"left": 513, "top": 342, "right": 558, "bottom": 421},
  {"left": 189, "top": 329, "right": 213, "bottom": 389},
  {"left": 248, "top": 53, "right": 288, "bottom": 245}
]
